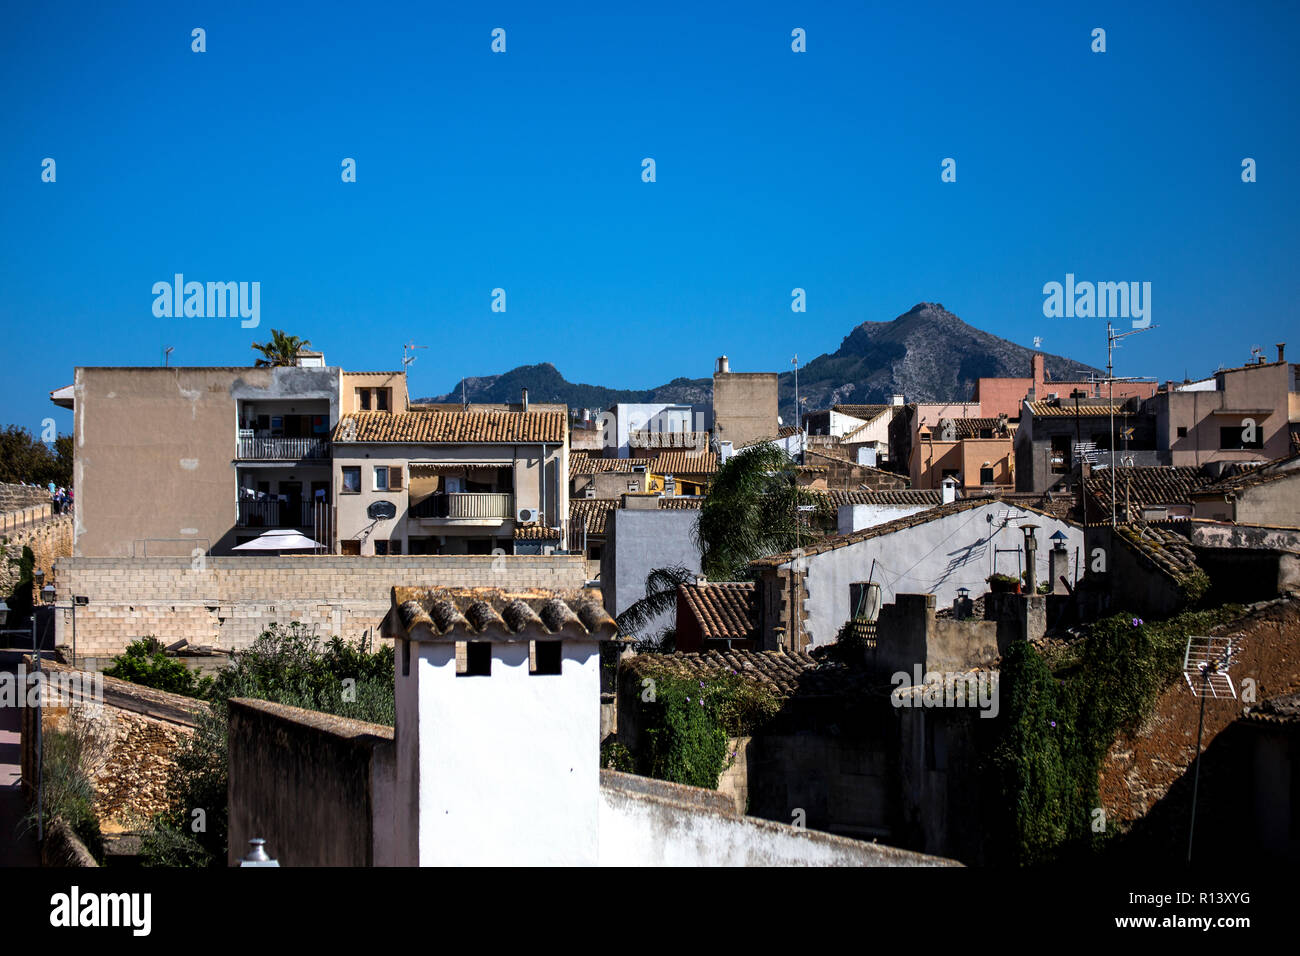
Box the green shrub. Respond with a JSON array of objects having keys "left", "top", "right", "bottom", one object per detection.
[
  {"left": 630, "top": 667, "right": 779, "bottom": 789},
  {"left": 142, "top": 624, "right": 395, "bottom": 866},
  {"left": 600, "top": 741, "right": 635, "bottom": 772},
  {"left": 986, "top": 604, "right": 1245, "bottom": 865},
  {"left": 105, "top": 637, "right": 213, "bottom": 698}
]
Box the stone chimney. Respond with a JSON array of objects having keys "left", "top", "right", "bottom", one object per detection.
[
  {"left": 941, "top": 476, "right": 958, "bottom": 504},
  {"left": 716, "top": 355, "right": 730, "bottom": 374},
  {"left": 1278, "top": 343, "right": 1286, "bottom": 363}
]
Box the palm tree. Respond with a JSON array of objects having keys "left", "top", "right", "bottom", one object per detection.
[
  {"left": 615, "top": 442, "right": 832, "bottom": 641},
  {"left": 695, "top": 442, "right": 831, "bottom": 581},
  {"left": 251, "top": 330, "right": 311, "bottom": 367}
]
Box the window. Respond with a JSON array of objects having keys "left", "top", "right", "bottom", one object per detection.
[
  {"left": 374, "top": 466, "right": 389, "bottom": 491},
  {"left": 358, "top": 388, "right": 371, "bottom": 411},
  {"left": 408, "top": 536, "right": 435, "bottom": 555},
  {"left": 341, "top": 467, "right": 361, "bottom": 493},
  {"left": 376, "top": 389, "right": 389, "bottom": 411},
  {"left": 389, "top": 465, "right": 403, "bottom": 491},
  {"left": 374, "top": 540, "right": 389, "bottom": 556},
  {"left": 389, "top": 538, "right": 403, "bottom": 555},
  {"left": 1050, "top": 435, "right": 1072, "bottom": 474},
  {"left": 1220, "top": 425, "right": 1263, "bottom": 450},
  {"left": 457, "top": 641, "right": 491, "bottom": 677},
  {"left": 341, "top": 540, "right": 361, "bottom": 555},
  {"left": 531, "top": 640, "right": 562, "bottom": 675},
  {"left": 627, "top": 481, "right": 640, "bottom": 492},
  {"left": 1176, "top": 426, "right": 1188, "bottom": 438}
]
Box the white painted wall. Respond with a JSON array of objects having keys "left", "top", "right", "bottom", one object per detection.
[
  {"left": 398, "top": 636, "right": 602, "bottom": 865},
  {"left": 597, "top": 788, "right": 950, "bottom": 866},
  {"left": 608, "top": 403, "right": 697, "bottom": 458},
  {"left": 789, "top": 503, "right": 1082, "bottom": 646},
  {"left": 838, "top": 503, "right": 931, "bottom": 535}
]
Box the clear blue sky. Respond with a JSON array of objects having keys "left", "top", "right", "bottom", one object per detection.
[{"left": 3, "top": 1, "right": 1297, "bottom": 435}]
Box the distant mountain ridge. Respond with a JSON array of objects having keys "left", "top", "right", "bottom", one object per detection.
[{"left": 419, "top": 303, "right": 1102, "bottom": 420}]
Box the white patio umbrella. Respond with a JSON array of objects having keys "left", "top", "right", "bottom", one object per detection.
[{"left": 232, "top": 528, "right": 325, "bottom": 552}]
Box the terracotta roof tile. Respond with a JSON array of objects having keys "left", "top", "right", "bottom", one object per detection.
[
  {"left": 652, "top": 451, "right": 720, "bottom": 475},
  {"left": 624, "top": 648, "right": 874, "bottom": 698},
  {"left": 1192, "top": 456, "right": 1300, "bottom": 497},
  {"left": 1084, "top": 466, "right": 1214, "bottom": 518},
  {"left": 629, "top": 430, "right": 711, "bottom": 451},
  {"left": 335, "top": 410, "right": 565, "bottom": 444},
  {"left": 570, "top": 498, "right": 618, "bottom": 535},
  {"left": 818, "top": 489, "right": 944, "bottom": 509},
  {"left": 570, "top": 454, "right": 648, "bottom": 478},
  {"left": 391, "top": 586, "right": 614, "bottom": 638},
  {"left": 513, "top": 524, "right": 562, "bottom": 540},
  {"left": 1027, "top": 400, "right": 1131, "bottom": 418},
  {"left": 677, "top": 582, "right": 757, "bottom": 641}
]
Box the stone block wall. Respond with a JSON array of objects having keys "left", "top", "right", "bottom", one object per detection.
[
  {"left": 0, "top": 514, "right": 74, "bottom": 598},
  {"left": 53, "top": 554, "right": 588, "bottom": 665},
  {"left": 0, "top": 482, "right": 51, "bottom": 512}
]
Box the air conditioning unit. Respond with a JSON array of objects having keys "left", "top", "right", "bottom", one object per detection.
[{"left": 517, "top": 508, "right": 540, "bottom": 523}]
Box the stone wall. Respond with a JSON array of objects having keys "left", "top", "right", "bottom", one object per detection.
[
  {"left": 53, "top": 554, "right": 588, "bottom": 665},
  {"left": 0, "top": 482, "right": 51, "bottom": 512},
  {"left": 20, "top": 659, "right": 201, "bottom": 828},
  {"left": 0, "top": 514, "right": 74, "bottom": 598},
  {"left": 227, "top": 697, "right": 396, "bottom": 866}
]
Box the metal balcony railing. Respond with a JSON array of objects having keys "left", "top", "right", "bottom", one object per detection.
[
  {"left": 237, "top": 432, "right": 330, "bottom": 460},
  {"left": 237, "top": 500, "right": 319, "bottom": 528},
  {"left": 410, "top": 492, "right": 514, "bottom": 520}
]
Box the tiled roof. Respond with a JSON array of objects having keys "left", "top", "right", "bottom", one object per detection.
[
  {"left": 818, "top": 489, "right": 944, "bottom": 509},
  {"left": 1242, "top": 692, "right": 1300, "bottom": 725},
  {"left": 1027, "top": 401, "right": 1131, "bottom": 418},
  {"left": 391, "top": 587, "right": 615, "bottom": 638},
  {"left": 751, "top": 498, "right": 1070, "bottom": 568},
  {"left": 947, "top": 417, "right": 1015, "bottom": 440},
  {"left": 1114, "top": 525, "right": 1204, "bottom": 587},
  {"left": 513, "top": 524, "right": 562, "bottom": 540},
  {"left": 570, "top": 498, "right": 618, "bottom": 535},
  {"left": 677, "top": 582, "right": 757, "bottom": 642},
  {"left": 628, "top": 430, "right": 711, "bottom": 451},
  {"left": 335, "top": 410, "right": 565, "bottom": 444},
  {"left": 623, "top": 648, "right": 874, "bottom": 698},
  {"left": 1084, "top": 466, "right": 1213, "bottom": 517},
  {"left": 570, "top": 453, "right": 648, "bottom": 478},
  {"left": 1192, "top": 456, "right": 1300, "bottom": 497},
  {"left": 653, "top": 451, "right": 720, "bottom": 476},
  {"left": 832, "top": 404, "right": 893, "bottom": 421},
  {"left": 658, "top": 496, "right": 705, "bottom": 510}
]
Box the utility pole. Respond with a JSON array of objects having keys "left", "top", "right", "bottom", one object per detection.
[
  {"left": 791, "top": 354, "right": 800, "bottom": 434},
  {"left": 1103, "top": 321, "right": 1157, "bottom": 528}
]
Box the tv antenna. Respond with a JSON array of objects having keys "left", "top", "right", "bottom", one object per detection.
[
  {"left": 1182, "top": 633, "right": 1238, "bottom": 863},
  {"left": 1102, "top": 321, "right": 1158, "bottom": 528},
  {"left": 402, "top": 341, "right": 427, "bottom": 369}
]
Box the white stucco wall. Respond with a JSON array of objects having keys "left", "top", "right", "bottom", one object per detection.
[
  {"left": 838, "top": 503, "right": 930, "bottom": 535},
  {"left": 597, "top": 787, "right": 952, "bottom": 866},
  {"left": 790, "top": 503, "right": 1082, "bottom": 646},
  {"left": 401, "top": 636, "right": 602, "bottom": 865}
]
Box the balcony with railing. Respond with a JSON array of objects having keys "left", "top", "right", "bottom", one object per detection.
[
  {"left": 237, "top": 499, "right": 321, "bottom": 528},
  {"left": 237, "top": 431, "right": 331, "bottom": 461},
  {"left": 410, "top": 492, "right": 515, "bottom": 521}
]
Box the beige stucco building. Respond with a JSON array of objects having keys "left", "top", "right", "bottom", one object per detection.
[{"left": 52, "top": 359, "right": 569, "bottom": 558}]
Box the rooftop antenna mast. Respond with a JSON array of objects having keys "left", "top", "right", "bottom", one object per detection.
[
  {"left": 402, "top": 341, "right": 427, "bottom": 369},
  {"left": 1103, "top": 321, "right": 1158, "bottom": 528},
  {"left": 163, "top": 346, "right": 174, "bottom": 367},
  {"left": 1182, "top": 634, "right": 1237, "bottom": 863}
]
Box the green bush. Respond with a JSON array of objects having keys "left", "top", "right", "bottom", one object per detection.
[
  {"left": 600, "top": 741, "right": 635, "bottom": 772},
  {"left": 141, "top": 623, "right": 395, "bottom": 866},
  {"left": 986, "top": 604, "right": 1244, "bottom": 865},
  {"left": 631, "top": 667, "right": 779, "bottom": 789},
  {"left": 105, "top": 637, "right": 213, "bottom": 698}
]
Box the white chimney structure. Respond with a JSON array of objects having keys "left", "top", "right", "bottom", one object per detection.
[{"left": 386, "top": 587, "right": 617, "bottom": 865}]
